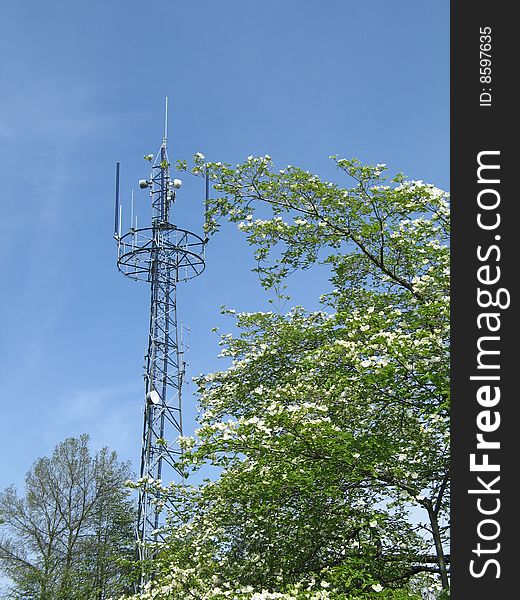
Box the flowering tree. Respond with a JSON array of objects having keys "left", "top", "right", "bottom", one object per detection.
[{"left": 125, "top": 156, "right": 450, "bottom": 599}]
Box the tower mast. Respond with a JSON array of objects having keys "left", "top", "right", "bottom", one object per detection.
[{"left": 114, "top": 102, "right": 206, "bottom": 567}]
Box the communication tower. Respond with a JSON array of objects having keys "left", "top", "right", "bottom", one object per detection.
[{"left": 113, "top": 100, "right": 207, "bottom": 563}]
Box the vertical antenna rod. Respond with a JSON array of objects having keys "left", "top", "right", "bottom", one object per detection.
[
  {"left": 204, "top": 166, "right": 210, "bottom": 238},
  {"left": 163, "top": 96, "right": 168, "bottom": 144},
  {"left": 114, "top": 162, "right": 120, "bottom": 238}
]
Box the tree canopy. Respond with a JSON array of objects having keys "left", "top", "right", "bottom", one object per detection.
[
  {"left": 128, "top": 154, "right": 450, "bottom": 599},
  {"left": 0, "top": 434, "right": 136, "bottom": 600}
]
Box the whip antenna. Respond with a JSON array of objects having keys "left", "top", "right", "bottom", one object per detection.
[{"left": 114, "top": 162, "right": 120, "bottom": 238}]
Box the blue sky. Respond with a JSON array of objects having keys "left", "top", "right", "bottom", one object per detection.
[{"left": 0, "top": 0, "right": 449, "bottom": 491}]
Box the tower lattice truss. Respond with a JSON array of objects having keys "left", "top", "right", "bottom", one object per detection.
[{"left": 114, "top": 125, "right": 206, "bottom": 561}]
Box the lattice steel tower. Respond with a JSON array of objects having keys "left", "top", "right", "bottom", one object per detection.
[{"left": 113, "top": 101, "right": 206, "bottom": 562}]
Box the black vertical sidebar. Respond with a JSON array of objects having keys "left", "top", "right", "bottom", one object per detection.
[{"left": 451, "top": 2, "right": 515, "bottom": 598}]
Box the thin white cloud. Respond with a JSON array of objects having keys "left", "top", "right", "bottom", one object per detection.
[{"left": 47, "top": 380, "right": 144, "bottom": 469}]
